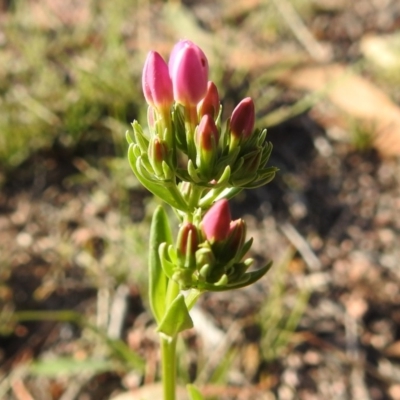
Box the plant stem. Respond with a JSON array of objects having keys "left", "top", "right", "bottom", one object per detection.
[
  {"left": 161, "top": 335, "right": 177, "bottom": 400},
  {"left": 160, "top": 278, "right": 180, "bottom": 400}
]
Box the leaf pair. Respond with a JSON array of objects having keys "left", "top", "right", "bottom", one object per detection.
[{"left": 149, "top": 206, "right": 193, "bottom": 337}]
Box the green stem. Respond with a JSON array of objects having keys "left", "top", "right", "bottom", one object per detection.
[
  {"left": 188, "top": 184, "right": 204, "bottom": 212},
  {"left": 161, "top": 278, "right": 180, "bottom": 400},
  {"left": 185, "top": 289, "right": 202, "bottom": 311},
  {"left": 161, "top": 335, "right": 178, "bottom": 400}
]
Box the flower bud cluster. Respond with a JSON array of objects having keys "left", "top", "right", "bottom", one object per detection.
[
  {"left": 159, "top": 199, "right": 271, "bottom": 291},
  {"left": 128, "top": 40, "right": 276, "bottom": 291},
  {"left": 129, "top": 40, "right": 277, "bottom": 212}
]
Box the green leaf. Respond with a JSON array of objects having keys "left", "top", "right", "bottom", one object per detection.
[
  {"left": 128, "top": 145, "right": 188, "bottom": 211},
  {"left": 131, "top": 121, "right": 149, "bottom": 153},
  {"left": 187, "top": 384, "right": 205, "bottom": 400},
  {"left": 125, "top": 130, "right": 133, "bottom": 145},
  {"left": 200, "top": 262, "right": 273, "bottom": 292},
  {"left": 187, "top": 159, "right": 201, "bottom": 183},
  {"left": 149, "top": 206, "right": 173, "bottom": 323},
  {"left": 157, "top": 293, "right": 193, "bottom": 337},
  {"left": 236, "top": 238, "right": 253, "bottom": 261},
  {"left": 159, "top": 243, "right": 175, "bottom": 279}
]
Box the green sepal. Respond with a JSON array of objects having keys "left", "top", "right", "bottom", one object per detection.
[
  {"left": 187, "top": 160, "right": 201, "bottom": 183},
  {"left": 187, "top": 384, "right": 205, "bottom": 400},
  {"left": 199, "top": 262, "right": 272, "bottom": 292},
  {"left": 148, "top": 206, "right": 172, "bottom": 324},
  {"left": 131, "top": 121, "right": 150, "bottom": 154},
  {"left": 172, "top": 104, "right": 187, "bottom": 153},
  {"left": 157, "top": 293, "right": 194, "bottom": 337}
]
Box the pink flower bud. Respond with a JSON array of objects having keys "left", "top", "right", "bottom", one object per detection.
[
  {"left": 225, "top": 219, "right": 246, "bottom": 254},
  {"left": 177, "top": 222, "right": 199, "bottom": 256},
  {"left": 142, "top": 51, "right": 173, "bottom": 112},
  {"left": 168, "top": 40, "right": 209, "bottom": 107},
  {"left": 196, "top": 115, "right": 219, "bottom": 152},
  {"left": 197, "top": 81, "right": 220, "bottom": 119},
  {"left": 202, "top": 199, "right": 231, "bottom": 243},
  {"left": 230, "top": 97, "right": 255, "bottom": 140}
]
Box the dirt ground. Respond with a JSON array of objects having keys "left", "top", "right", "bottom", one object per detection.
[{"left": 1, "top": 1, "right": 400, "bottom": 399}]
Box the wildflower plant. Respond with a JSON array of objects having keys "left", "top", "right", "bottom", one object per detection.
[{"left": 127, "top": 40, "right": 277, "bottom": 399}]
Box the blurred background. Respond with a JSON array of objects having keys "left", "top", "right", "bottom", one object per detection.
[{"left": 1, "top": 0, "right": 400, "bottom": 399}]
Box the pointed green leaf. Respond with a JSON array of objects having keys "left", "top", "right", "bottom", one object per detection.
[
  {"left": 128, "top": 145, "right": 189, "bottom": 211},
  {"left": 159, "top": 243, "right": 175, "bottom": 280},
  {"left": 236, "top": 238, "right": 253, "bottom": 261},
  {"left": 157, "top": 293, "right": 194, "bottom": 337},
  {"left": 257, "top": 128, "right": 267, "bottom": 146},
  {"left": 200, "top": 262, "right": 273, "bottom": 292},
  {"left": 131, "top": 121, "right": 150, "bottom": 153},
  {"left": 126, "top": 130, "right": 133, "bottom": 145},
  {"left": 187, "top": 159, "right": 201, "bottom": 183},
  {"left": 214, "top": 187, "right": 243, "bottom": 202},
  {"left": 217, "top": 165, "right": 231, "bottom": 185},
  {"left": 149, "top": 206, "right": 173, "bottom": 323},
  {"left": 187, "top": 384, "right": 205, "bottom": 400},
  {"left": 242, "top": 172, "right": 277, "bottom": 189}
]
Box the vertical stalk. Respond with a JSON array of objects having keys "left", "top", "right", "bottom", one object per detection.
[
  {"left": 161, "top": 335, "right": 177, "bottom": 400},
  {"left": 161, "top": 278, "right": 180, "bottom": 400}
]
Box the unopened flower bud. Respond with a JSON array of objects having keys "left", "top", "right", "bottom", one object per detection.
[
  {"left": 202, "top": 199, "right": 231, "bottom": 243},
  {"left": 177, "top": 222, "right": 199, "bottom": 261},
  {"left": 149, "top": 137, "right": 167, "bottom": 177},
  {"left": 142, "top": 51, "right": 173, "bottom": 112},
  {"left": 196, "top": 115, "right": 219, "bottom": 153},
  {"left": 197, "top": 81, "right": 220, "bottom": 119},
  {"left": 230, "top": 97, "right": 255, "bottom": 140},
  {"left": 195, "top": 115, "right": 219, "bottom": 177},
  {"left": 225, "top": 219, "right": 246, "bottom": 255},
  {"left": 169, "top": 40, "right": 209, "bottom": 107}
]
